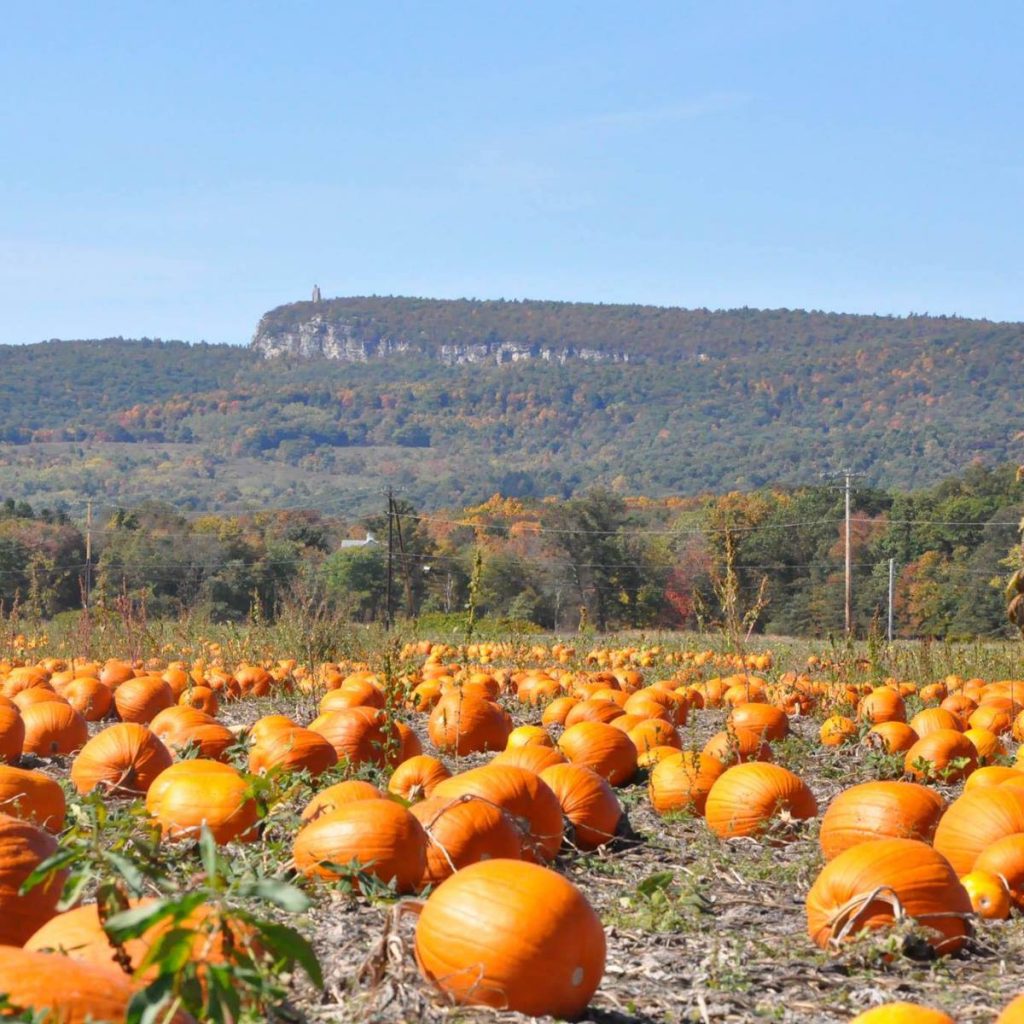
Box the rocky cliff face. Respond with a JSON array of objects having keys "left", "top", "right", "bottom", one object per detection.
[{"left": 251, "top": 313, "right": 632, "bottom": 366}]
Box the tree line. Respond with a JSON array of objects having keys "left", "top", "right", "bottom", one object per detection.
[{"left": 0, "top": 461, "right": 1019, "bottom": 639}]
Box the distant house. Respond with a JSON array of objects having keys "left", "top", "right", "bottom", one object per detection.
[{"left": 339, "top": 531, "right": 380, "bottom": 549}]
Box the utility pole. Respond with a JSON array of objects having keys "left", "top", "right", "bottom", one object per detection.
[
  {"left": 844, "top": 469, "right": 853, "bottom": 637},
  {"left": 84, "top": 499, "right": 93, "bottom": 611},
  {"left": 826, "top": 468, "right": 861, "bottom": 638},
  {"left": 385, "top": 489, "right": 394, "bottom": 632},
  {"left": 887, "top": 557, "right": 896, "bottom": 642}
]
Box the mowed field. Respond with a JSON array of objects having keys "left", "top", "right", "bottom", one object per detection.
[{"left": 0, "top": 627, "right": 1023, "bottom": 1023}]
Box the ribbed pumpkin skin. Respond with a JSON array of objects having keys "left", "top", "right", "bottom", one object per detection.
[
  {"left": 848, "top": 1003, "right": 955, "bottom": 1023},
  {"left": 909, "top": 707, "right": 963, "bottom": 737},
  {"left": 414, "top": 859, "right": 606, "bottom": 1018},
  {"left": 557, "top": 721, "right": 637, "bottom": 786},
  {"left": 293, "top": 799, "right": 426, "bottom": 892},
  {"left": 975, "top": 833, "right": 1024, "bottom": 909},
  {"left": 705, "top": 763, "right": 817, "bottom": 839},
  {"left": 626, "top": 718, "right": 680, "bottom": 754},
  {"left": 387, "top": 754, "right": 451, "bottom": 802},
  {"left": 933, "top": 787, "right": 1024, "bottom": 876},
  {"left": 301, "top": 779, "right": 384, "bottom": 821},
  {"left": 427, "top": 693, "right": 511, "bottom": 755},
  {"left": 308, "top": 708, "right": 397, "bottom": 766},
  {"left": 964, "top": 765, "right": 1024, "bottom": 791},
  {"left": 728, "top": 702, "right": 790, "bottom": 742},
  {"left": 432, "top": 765, "right": 564, "bottom": 863},
  {"left": 490, "top": 744, "right": 566, "bottom": 775},
  {"left": 145, "top": 761, "right": 258, "bottom": 844},
  {"left": 819, "top": 782, "right": 945, "bottom": 861},
  {"left": 865, "top": 722, "right": 918, "bottom": 753},
  {"left": 113, "top": 676, "right": 175, "bottom": 724},
  {"left": 0, "top": 813, "right": 65, "bottom": 946},
  {"left": 0, "top": 946, "right": 194, "bottom": 1024},
  {"left": 70, "top": 723, "right": 173, "bottom": 796},
  {"left": 806, "top": 838, "right": 971, "bottom": 954},
  {"left": 411, "top": 795, "right": 523, "bottom": 884},
  {"left": 540, "top": 764, "right": 622, "bottom": 849},
  {"left": 0, "top": 704, "right": 24, "bottom": 764},
  {"left": 649, "top": 751, "right": 726, "bottom": 816},
  {"left": 857, "top": 688, "right": 907, "bottom": 724},
  {"left": 21, "top": 701, "right": 89, "bottom": 756},
  {"left": 248, "top": 727, "right": 338, "bottom": 777},
  {"left": 64, "top": 677, "right": 113, "bottom": 721},
  {"left": 0, "top": 765, "right": 66, "bottom": 831},
  {"left": 703, "top": 729, "right": 773, "bottom": 765},
  {"left": 904, "top": 729, "right": 977, "bottom": 782},
  {"left": 563, "top": 698, "right": 625, "bottom": 727}
]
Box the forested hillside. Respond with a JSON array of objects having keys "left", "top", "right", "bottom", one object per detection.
[{"left": 1, "top": 297, "right": 1021, "bottom": 514}]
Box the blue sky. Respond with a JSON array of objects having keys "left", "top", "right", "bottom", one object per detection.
[{"left": 2, "top": 2, "right": 1022, "bottom": 344}]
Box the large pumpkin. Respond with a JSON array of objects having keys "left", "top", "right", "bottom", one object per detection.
[
  {"left": 648, "top": 751, "right": 727, "bottom": 817},
  {"left": 490, "top": 744, "right": 566, "bottom": 775},
  {"left": 248, "top": 726, "right": 338, "bottom": 777},
  {"left": 293, "top": 799, "right": 426, "bottom": 892},
  {"left": 0, "top": 765, "right": 65, "bottom": 831},
  {"left": 21, "top": 701, "right": 89, "bottom": 756},
  {"left": 387, "top": 755, "right": 451, "bottom": 802},
  {"left": 113, "top": 676, "right": 175, "bottom": 724},
  {"left": 145, "top": 760, "right": 259, "bottom": 844},
  {"left": 806, "top": 837, "right": 970, "bottom": 955},
  {"left": 557, "top": 721, "right": 637, "bottom": 786},
  {"left": 411, "top": 795, "right": 523, "bottom": 884},
  {"left": 819, "top": 781, "right": 945, "bottom": 861},
  {"left": 932, "top": 786, "right": 1024, "bottom": 876},
  {"left": 414, "top": 858, "right": 605, "bottom": 1018},
  {"left": 705, "top": 763, "right": 817, "bottom": 839},
  {"left": 432, "top": 765, "right": 564, "bottom": 863},
  {"left": 70, "top": 723, "right": 173, "bottom": 796},
  {"left": 300, "top": 779, "right": 383, "bottom": 822},
  {"left": 540, "top": 763, "right": 622, "bottom": 849},
  {"left": 0, "top": 946, "right": 193, "bottom": 1023},
  {"left": 427, "top": 692, "right": 510, "bottom": 755},
  {"left": 903, "top": 729, "right": 977, "bottom": 783},
  {"left": 0, "top": 704, "right": 24, "bottom": 764},
  {"left": 308, "top": 707, "right": 398, "bottom": 767},
  {"left": 727, "top": 702, "right": 790, "bottom": 743},
  {"left": 0, "top": 813, "right": 66, "bottom": 946}
]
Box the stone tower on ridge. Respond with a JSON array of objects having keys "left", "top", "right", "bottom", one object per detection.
[{"left": 312, "top": 284, "right": 322, "bottom": 304}]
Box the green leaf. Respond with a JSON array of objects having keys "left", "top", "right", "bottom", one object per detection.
[
  {"left": 104, "top": 852, "right": 146, "bottom": 895},
  {"left": 254, "top": 921, "right": 324, "bottom": 988},
  {"left": 237, "top": 878, "right": 310, "bottom": 912},
  {"left": 125, "top": 974, "right": 174, "bottom": 1024},
  {"left": 58, "top": 870, "right": 95, "bottom": 912},
  {"left": 199, "top": 826, "right": 218, "bottom": 882},
  {"left": 637, "top": 871, "right": 675, "bottom": 897},
  {"left": 105, "top": 899, "right": 174, "bottom": 941}
]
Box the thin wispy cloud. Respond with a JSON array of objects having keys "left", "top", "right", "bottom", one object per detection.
[{"left": 569, "top": 92, "right": 750, "bottom": 131}]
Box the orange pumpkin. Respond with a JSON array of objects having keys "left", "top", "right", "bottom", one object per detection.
[
  {"left": 179, "top": 685, "right": 219, "bottom": 716},
  {"left": 414, "top": 858, "right": 605, "bottom": 1018},
  {"left": 432, "top": 765, "right": 564, "bottom": 863},
  {"left": 857, "top": 687, "right": 906, "bottom": 724},
  {"left": 864, "top": 721, "right": 918, "bottom": 754},
  {"left": 648, "top": 751, "right": 726, "bottom": 817},
  {"left": 705, "top": 763, "right": 817, "bottom": 840},
  {"left": 961, "top": 867, "right": 1012, "bottom": 920},
  {"left": 490, "top": 744, "right": 567, "bottom": 775},
  {"left": 540, "top": 763, "right": 622, "bottom": 849},
  {"left": 293, "top": 799, "right": 426, "bottom": 892},
  {"left": 557, "top": 721, "right": 637, "bottom": 786},
  {"left": 21, "top": 701, "right": 88, "bottom": 756},
  {"left": 974, "top": 833, "right": 1024, "bottom": 910},
  {"left": 806, "top": 837, "right": 971, "bottom": 955},
  {"left": 427, "top": 693, "right": 510, "bottom": 755},
  {"left": 904, "top": 729, "right": 977, "bottom": 783},
  {"left": 0, "top": 765, "right": 65, "bottom": 831},
  {"left": 308, "top": 708, "right": 399, "bottom": 767},
  {"left": 248, "top": 727, "right": 338, "bottom": 778},
  {"left": 909, "top": 707, "right": 963, "bottom": 737},
  {"left": 0, "top": 704, "right": 24, "bottom": 764},
  {"left": 113, "top": 675, "right": 175, "bottom": 724},
  {"left": 146, "top": 760, "right": 258, "bottom": 845},
  {"left": 64, "top": 677, "right": 113, "bottom": 721},
  {"left": 819, "top": 715, "right": 858, "bottom": 746},
  {"left": 0, "top": 814, "right": 66, "bottom": 946},
  {"left": 728, "top": 702, "right": 790, "bottom": 743},
  {"left": 848, "top": 1004, "right": 955, "bottom": 1024},
  {"left": 387, "top": 755, "right": 451, "bottom": 802},
  {"left": 411, "top": 795, "right": 523, "bottom": 884},
  {"left": 932, "top": 786, "right": 1024, "bottom": 876},
  {"left": 70, "top": 723, "right": 173, "bottom": 796},
  {"left": 0, "top": 946, "right": 191, "bottom": 1023},
  {"left": 818, "top": 781, "right": 945, "bottom": 861},
  {"left": 300, "top": 779, "right": 383, "bottom": 822}
]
